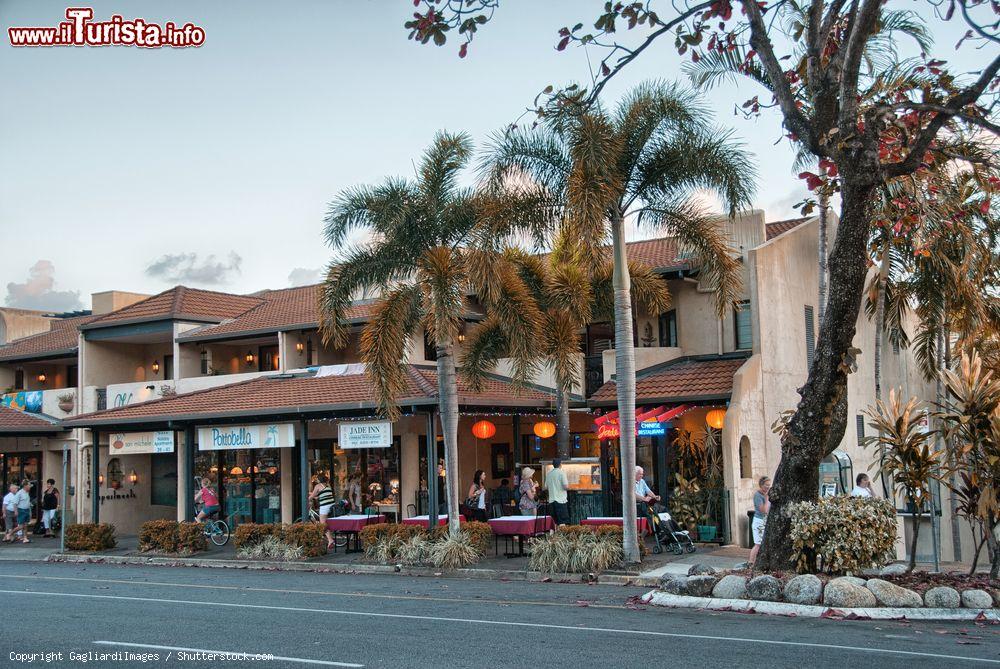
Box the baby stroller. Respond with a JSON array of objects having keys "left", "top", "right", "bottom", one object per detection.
[{"left": 646, "top": 504, "right": 696, "bottom": 555}]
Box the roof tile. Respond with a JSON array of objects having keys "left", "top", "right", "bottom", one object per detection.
[
  {"left": 0, "top": 315, "right": 95, "bottom": 361},
  {"left": 84, "top": 287, "right": 264, "bottom": 329},
  {"left": 0, "top": 404, "right": 60, "bottom": 432},
  {"left": 590, "top": 355, "right": 748, "bottom": 404}
]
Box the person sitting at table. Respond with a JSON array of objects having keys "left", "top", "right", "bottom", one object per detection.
[
  {"left": 518, "top": 467, "right": 539, "bottom": 516},
  {"left": 492, "top": 479, "right": 515, "bottom": 513},
  {"left": 634, "top": 466, "right": 660, "bottom": 518},
  {"left": 467, "top": 470, "right": 489, "bottom": 522}
]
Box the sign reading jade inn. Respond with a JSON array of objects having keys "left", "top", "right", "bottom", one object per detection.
[
  {"left": 197, "top": 423, "right": 295, "bottom": 451},
  {"left": 109, "top": 431, "right": 175, "bottom": 455},
  {"left": 339, "top": 421, "right": 392, "bottom": 449}
]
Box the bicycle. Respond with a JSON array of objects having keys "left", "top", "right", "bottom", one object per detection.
[
  {"left": 297, "top": 503, "right": 348, "bottom": 549},
  {"left": 195, "top": 504, "right": 230, "bottom": 547}
]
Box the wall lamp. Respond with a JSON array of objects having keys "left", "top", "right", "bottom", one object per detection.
[{"left": 152, "top": 360, "right": 160, "bottom": 374}]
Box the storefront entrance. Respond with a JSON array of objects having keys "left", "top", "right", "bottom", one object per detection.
[
  {"left": 194, "top": 448, "right": 282, "bottom": 527},
  {"left": 0, "top": 451, "right": 42, "bottom": 519},
  {"left": 307, "top": 437, "right": 401, "bottom": 519}
]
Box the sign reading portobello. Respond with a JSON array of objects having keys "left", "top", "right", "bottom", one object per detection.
[
  {"left": 339, "top": 421, "right": 392, "bottom": 449},
  {"left": 109, "top": 431, "right": 175, "bottom": 454},
  {"left": 197, "top": 423, "right": 295, "bottom": 451}
]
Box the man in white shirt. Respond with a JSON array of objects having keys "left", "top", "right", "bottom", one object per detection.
[
  {"left": 2, "top": 483, "right": 17, "bottom": 542},
  {"left": 13, "top": 481, "right": 33, "bottom": 543},
  {"left": 634, "top": 466, "right": 660, "bottom": 504},
  {"left": 544, "top": 458, "right": 570, "bottom": 526},
  {"left": 851, "top": 473, "right": 874, "bottom": 498}
]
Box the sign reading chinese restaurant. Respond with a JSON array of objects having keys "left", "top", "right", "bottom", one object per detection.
[
  {"left": 339, "top": 421, "right": 392, "bottom": 449},
  {"left": 198, "top": 423, "right": 295, "bottom": 451},
  {"left": 109, "top": 431, "right": 175, "bottom": 454},
  {"left": 597, "top": 420, "right": 666, "bottom": 440}
]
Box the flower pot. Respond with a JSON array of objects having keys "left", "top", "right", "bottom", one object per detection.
[
  {"left": 58, "top": 400, "right": 74, "bottom": 413},
  {"left": 697, "top": 525, "right": 717, "bottom": 542}
]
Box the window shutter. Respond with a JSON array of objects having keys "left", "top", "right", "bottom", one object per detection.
[
  {"left": 856, "top": 414, "right": 866, "bottom": 448},
  {"left": 804, "top": 305, "right": 816, "bottom": 365}
]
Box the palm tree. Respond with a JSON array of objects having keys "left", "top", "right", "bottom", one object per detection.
[
  {"left": 319, "top": 131, "right": 542, "bottom": 536},
  {"left": 481, "top": 82, "right": 755, "bottom": 562}
]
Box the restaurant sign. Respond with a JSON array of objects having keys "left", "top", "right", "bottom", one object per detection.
[
  {"left": 597, "top": 419, "right": 667, "bottom": 440},
  {"left": 339, "top": 421, "right": 392, "bottom": 449},
  {"left": 109, "top": 431, "right": 175, "bottom": 454},
  {"left": 198, "top": 423, "right": 295, "bottom": 451}
]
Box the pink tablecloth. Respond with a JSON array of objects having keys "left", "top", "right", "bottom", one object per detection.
[
  {"left": 402, "top": 514, "right": 466, "bottom": 527},
  {"left": 326, "top": 514, "right": 386, "bottom": 533},
  {"left": 488, "top": 515, "right": 555, "bottom": 536},
  {"left": 580, "top": 516, "right": 650, "bottom": 535}
]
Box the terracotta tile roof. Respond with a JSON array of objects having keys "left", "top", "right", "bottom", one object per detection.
[
  {"left": 83, "top": 287, "right": 264, "bottom": 329},
  {"left": 65, "top": 366, "right": 555, "bottom": 426},
  {"left": 0, "top": 405, "right": 61, "bottom": 433},
  {"left": 589, "top": 355, "right": 749, "bottom": 405},
  {"left": 0, "top": 315, "right": 95, "bottom": 361},
  {"left": 765, "top": 216, "right": 811, "bottom": 240}
]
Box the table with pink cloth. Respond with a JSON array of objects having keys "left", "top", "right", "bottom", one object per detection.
[
  {"left": 325, "top": 514, "right": 385, "bottom": 553},
  {"left": 402, "top": 514, "right": 466, "bottom": 527},
  {"left": 487, "top": 515, "right": 555, "bottom": 557},
  {"left": 580, "top": 516, "right": 650, "bottom": 535}
]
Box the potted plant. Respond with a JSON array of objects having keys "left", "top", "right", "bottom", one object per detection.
[
  {"left": 696, "top": 512, "right": 717, "bottom": 542},
  {"left": 57, "top": 392, "right": 75, "bottom": 413}
]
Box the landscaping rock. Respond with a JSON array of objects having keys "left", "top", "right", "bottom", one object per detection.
[
  {"left": 784, "top": 574, "right": 823, "bottom": 605},
  {"left": 924, "top": 586, "right": 960, "bottom": 608},
  {"left": 687, "top": 563, "right": 718, "bottom": 576},
  {"left": 686, "top": 574, "right": 719, "bottom": 597},
  {"left": 878, "top": 563, "right": 908, "bottom": 576},
  {"left": 712, "top": 574, "right": 747, "bottom": 600},
  {"left": 659, "top": 576, "right": 688, "bottom": 596},
  {"left": 990, "top": 589, "right": 1000, "bottom": 608},
  {"left": 961, "top": 589, "right": 994, "bottom": 609},
  {"left": 824, "top": 579, "right": 877, "bottom": 608},
  {"left": 866, "top": 579, "right": 922, "bottom": 608},
  {"left": 746, "top": 575, "right": 783, "bottom": 602},
  {"left": 830, "top": 576, "right": 867, "bottom": 588}
]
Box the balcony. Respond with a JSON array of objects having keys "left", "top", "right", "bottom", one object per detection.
[{"left": 1, "top": 387, "right": 82, "bottom": 417}]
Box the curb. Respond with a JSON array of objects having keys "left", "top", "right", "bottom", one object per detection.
[
  {"left": 45, "top": 553, "right": 660, "bottom": 587},
  {"left": 643, "top": 590, "right": 1000, "bottom": 621}
]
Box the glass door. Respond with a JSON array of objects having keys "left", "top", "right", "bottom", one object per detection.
[
  {"left": 253, "top": 449, "right": 281, "bottom": 524},
  {"left": 222, "top": 450, "right": 253, "bottom": 527},
  {"left": 2, "top": 452, "right": 42, "bottom": 521}
]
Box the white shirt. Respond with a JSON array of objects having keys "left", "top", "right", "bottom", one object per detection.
[
  {"left": 2, "top": 492, "right": 15, "bottom": 512},
  {"left": 635, "top": 478, "right": 653, "bottom": 499},
  {"left": 14, "top": 489, "right": 31, "bottom": 510},
  {"left": 851, "top": 486, "right": 873, "bottom": 498}
]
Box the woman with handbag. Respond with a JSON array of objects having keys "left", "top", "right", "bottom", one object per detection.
[
  {"left": 41, "top": 479, "right": 60, "bottom": 538},
  {"left": 466, "top": 470, "right": 489, "bottom": 522}
]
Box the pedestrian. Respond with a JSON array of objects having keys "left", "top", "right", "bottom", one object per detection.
[
  {"left": 309, "top": 473, "right": 338, "bottom": 550},
  {"left": 544, "top": 458, "right": 569, "bottom": 526},
  {"left": 634, "top": 466, "right": 660, "bottom": 519},
  {"left": 851, "top": 473, "right": 874, "bottom": 498},
  {"left": 466, "top": 470, "right": 489, "bottom": 522},
  {"left": 2, "top": 483, "right": 17, "bottom": 542},
  {"left": 194, "top": 477, "right": 220, "bottom": 524},
  {"left": 348, "top": 472, "right": 363, "bottom": 513},
  {"left": 748, "top": 476, "right": 771, "bottom": 568},
  {"left": 518, "top": 467, "right": 538, "bottom": 516},
  {"left": 14, "top": 480, "right": 33, "bottom": 543},
  {"left": 41, "top": 479, "right": 60, "bottom": 538}
]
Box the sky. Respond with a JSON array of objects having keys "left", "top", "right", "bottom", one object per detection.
[{"left": 0, "top": 0, "right": 987, "bottom": 312}]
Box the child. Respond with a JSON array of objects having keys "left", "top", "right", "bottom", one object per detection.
[{"left": 194, "top": 477, "right": 220, "bottom": 523}]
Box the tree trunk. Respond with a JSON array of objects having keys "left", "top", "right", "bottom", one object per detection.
[
  {"left": 818, "top": 192, "right": 829, "bottom": 328},
  {"left": 755, "top": 177, "right": 876, "bottom": 571},
  {"left": 874, "top": 251, "right": 889, "bottom": 497},
  {"left": 989, "top": 513, "right": 1000, "bottom": 579},
  {"left": 908, "top": 499, "right": 921, "bottom": 573},
  {"left": 556, "top": 385, "right": 571, "bottom": 459},
  {"left": 611, "top": 213, "right": 641, "bottom": 564},
  {"left": 435, "top": 338, "right": 462, "bottom": 536},
  {"left": 943, "top": 325, "right": 962, "bottom": 562}
]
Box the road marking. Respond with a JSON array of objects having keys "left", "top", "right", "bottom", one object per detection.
[
  {"left": 3, "top": 589, "right": 997, "bottom": 665},
  {"left": 0, "top": 572, "right": 629, "bottom": 610},
  {"left": 93, "top": 641, "right": 362, "bottom": 667}
]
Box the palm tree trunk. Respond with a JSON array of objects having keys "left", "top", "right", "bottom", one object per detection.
[
  {"left": 874, "top": 252, "right": 889, "bottom": 496},
  {"left": 818, "top": 192, "right": 829, "bottom": 328},
  {"left": 435, "top": 338, "right": 462, "bottom": 536},
  {"left": 908, "top": 497, "right": 921, "bottom": 573},
  {"left": 556, "top": 385, "right": 571, "bottom": 459},
  {"left": 611, "top": 213, "right": 641, "bottom": 564},
  {"left": 943, "top": 324, "right": 961, "bottom": 562}
]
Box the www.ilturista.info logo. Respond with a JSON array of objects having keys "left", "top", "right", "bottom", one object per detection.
[{"left": 8, "top": 7, "right": 205, "bottom": 48}]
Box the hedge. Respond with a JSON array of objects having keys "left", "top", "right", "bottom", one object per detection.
[
  {"left": 789, "top": 496, "right": 897, "bottom": 574},
  {"left": 233, "top": 522, "right": 326, "bottom": 558},
  {"left": 65, "top": 523, "right": 117, "bottom": 551}
]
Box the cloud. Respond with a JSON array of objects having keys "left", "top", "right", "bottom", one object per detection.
[
  {"left": 145, "top": 252, "right": 242, "bottom": 285},
  {"left": 5, "top": 260, "right": 83, "bottom": 312},
  {"left": 287, "top": 267, "right": 323, "bottom": 287}
]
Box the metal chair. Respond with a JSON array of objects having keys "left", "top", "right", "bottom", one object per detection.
[
  {"left": 491, "top": 503, "right": 505, "bottom": 519},
  {"left": 532, "top": 504, "right": 551, "bottom": 537}
]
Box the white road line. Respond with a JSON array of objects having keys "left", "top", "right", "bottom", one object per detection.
[
  {"left": 3, "top": 588, "right": 997, "bottom": 664},
  {"left": 93, "top": 641, "right": 362, "bottom": 667}
]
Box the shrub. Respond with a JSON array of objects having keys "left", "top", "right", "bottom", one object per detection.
[
  {"left": 358, "top": 522, "right": 394, "bottom": 551},
  {"left": 397, "top": 535, "right": 433, "bottom": 565},
  {"left": 428, "top": 532, "right": 482, "bottom": 569},
  {"left": 177, "top": 522, "right": 208, "bottom": 554},
  {"left": 236, "top": 535, "right": 304, "bottom": 561},
  {"left": 789, "top": 496, "right": 897, "bottom": 574},
  {"left": 65, "top": 523, "right": 117, "bottom": 551},
  {"left": 233, "top": 523, "right": 280, "bottom": 551},
  {"left": 529, "top": 527, "right": 625, "bottom": 573},
  {"left": 138, "top": 519, "right": 179, "bottom": 553},
  {"left": 281, "top": 523, "right": 327, "bottom": 558},
  {"left": 463, "top": 521, "right": 493, "bottom": 555}
]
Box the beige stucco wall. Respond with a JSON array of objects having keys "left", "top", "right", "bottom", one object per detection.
[
  {"left": 90, "top": 291, "right": 150, "bottom": 316},
  {"left": 0, "top": 308, "right": 55, "bottom": 345}
]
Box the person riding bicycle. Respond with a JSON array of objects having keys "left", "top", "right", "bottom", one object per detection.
[
  {"left": 194, "top": 477, "right": 220, "bottom": 524},
  {"left": 308, "top": 473, "right": 338, "bottom": 550}
]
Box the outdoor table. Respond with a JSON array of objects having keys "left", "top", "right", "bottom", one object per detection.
[
  {"left": 402, "top": 514, "right": 466, "bottom": 527},
  {"left": 580, "top": 516, "right": 651, "bottom": 535},
  {"left": 326, "top": 514, "right": 386, "bottom": 553},
  {"left": 487, "top": 515, "right": 555, "bottom": 558}
]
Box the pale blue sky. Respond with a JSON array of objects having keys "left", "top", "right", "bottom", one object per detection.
[{"left": 0, "top": 0, "right": 985, "bottom": 311}]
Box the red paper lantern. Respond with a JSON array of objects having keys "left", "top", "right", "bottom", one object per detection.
[
  {"left": 533, "top": 421, "right": 556, "bottom": 439},
  {"left": 471, "top": 420, "right": 497, "bottom": 440}
]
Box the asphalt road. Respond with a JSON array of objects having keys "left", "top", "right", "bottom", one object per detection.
[{"left": 0, "top": 561, "right": 997, "bottom": 668}]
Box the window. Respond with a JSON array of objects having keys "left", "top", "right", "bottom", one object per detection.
[
  {"left": 306, "top": 338, "right": 315, "bottom": 365},
  {"left": 739, "top": 436, "right": 752, "bottom": 479},
  {"left": 423, "top": 332, "right": 438, "bottom": 362},
  {"left": 658, "top": 310, "right": 678, "bottom": 347},
  {"left": 67, "top": 365, "right": 78, "bottom": 387},
  {"left": 258, "top": 345, "right": 280, "bottom": 372},
  {"left": 734, "top": 300, "right": 752, "bottom": 350},
  {"left": 14, "top": 369, "right": 24, "bottom": 390},
  {"left": 151, "top": 453, "right": 178, "bottom": 506},
  {"left": 804, "top": 305, "right": 816, "bottom": 365},
  {"left": 163, "top": 354, "right": 174, "bottom": 380},
  {"left": 200, "top": 350, "right": 210, "bottom": 375},
  {"left": 856, "top": 414, "right": 866, "bottom": 448}
]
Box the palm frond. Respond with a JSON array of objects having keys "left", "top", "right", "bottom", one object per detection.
[
  {"left": 459, "top": 317, "right": 510, "bottom": 391},
  {"left": 418, "top": 130, "right": 473, "bottom": 214},
  {"left": 360, "top": 284, "right": 424, "bottom": 420}
]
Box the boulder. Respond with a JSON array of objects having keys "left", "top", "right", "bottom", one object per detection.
[
  {"left": 824, "top": 579, "right": 877, "bottom": 608},
  {"left": 784, "top": 574, "right": 823, "bottom": 605},
  {"left": 990, "top": 588, "right": 1000, "bottom": 608},
  {"left": 686, "top": 574, "right": 719, "bottom": 597},
  {"left": 961, "top": 589, "right": 994, "bottom": 609},
  {"left": 746, "top": 575, "right": 783, "bottom": 602},
  {"left": 866, "top": 579, "right": 922, "bottom": 608},
  {"left": 687, "top": 563, "right": 719, "bottom": 576},
  {"left": 712, "top": 574, "right": 747, "bottom": 600},
  {"left": 659, "top": 576, "right": 688, "bottom": 596},
  {"left": 830, "top": 576, "right": 867, "bottom": 588},
  {"left": 924, "top": 586, "right": 960, "bottom": 608},
  {"left": 879, "top": 563, "right": 908, "bottom": 576}
]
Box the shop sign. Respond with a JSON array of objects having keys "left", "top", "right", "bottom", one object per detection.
[
  {"left": 339, "top": 421, "right": 392, "bottom": 449},
  {"left": 637, "top": 421, "right": 666, "bottom": 437},
  {"left": 109, "top": 431, "right": 175, "bottom": 454},
  {"left": 198, "top": 423, "right": 295, "bottom": 451},
  {"left": 597, "top": 419, "right": 667, "bottom": 439}
]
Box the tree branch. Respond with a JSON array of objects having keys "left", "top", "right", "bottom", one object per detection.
[{"left": 837, "top": 0, "right": 884, "bottom": 127}]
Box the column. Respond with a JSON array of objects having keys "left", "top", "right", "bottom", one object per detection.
[
  {"left": 299, "top": 420, "right": 309, "bottom": 522},
  {"left": 182, "top": 426, "right": 195, "bottom": 520},
  {"left": 280, "top": 446, "right": 293, "bottom": 524},
  {"left": 425, "top": 411, "right": 438, "bottom": 530},
  {"left": 401, "top": 429, "right": 419, "bottom": 519},
  {"left": 91, "top": 429, "right": 100, "bottom": 523}
]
